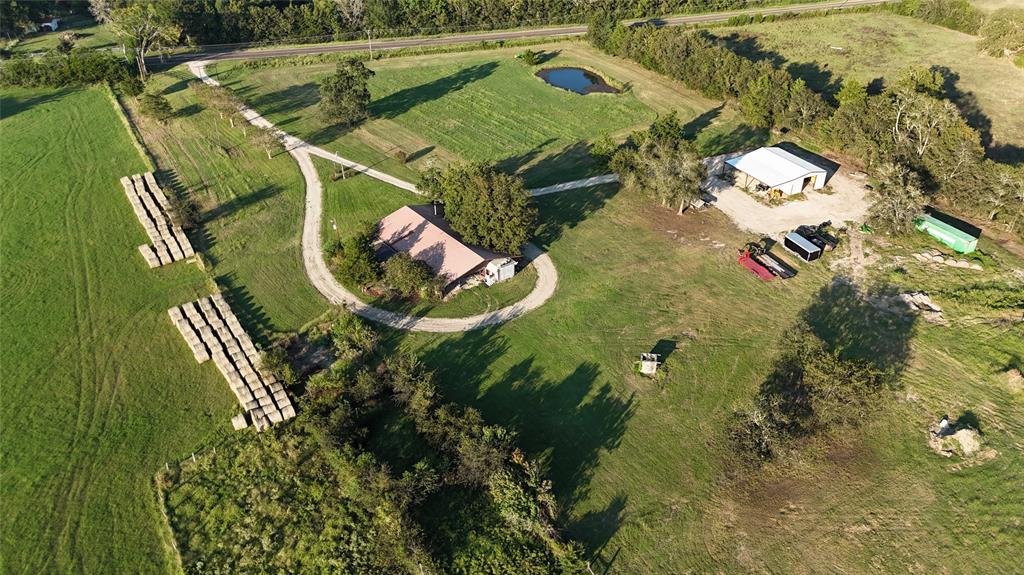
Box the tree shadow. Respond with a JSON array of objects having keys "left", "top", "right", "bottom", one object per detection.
[
  {"left": 215, "top": 272, "right": 275, "bottom": 345},
  {"left": 533, "top": 183, "right": 619, "bottom": 250},
  {"left": 405, "top": 145, "right": 434, "bottom": 163},
  {"left": 175, "top": 103, "right": 202, "bottom": 119},
  {"left": 932, "top": 66, "right": 996, "bottom": 151},
  {"left": 715, "top": 32, "right": 786, "bottom": 68},
  {"left": 681, "top": 104, "right": 723, "bottom": 139},
  {"left": 955, "top": 410, "right": 982, "bottom": 433},
  {"left": 235, "top": 81, "right": 321, "bottom": 121},
  {"left": 495, "top": 137, "right": 558, "bottom": 178},
  {"left": 500, "top": 140, "right": 603, "bottom": 188},
  {"left": 696, "top": 123, "right": 769, "bottom": 156},
  {"left": 418, "top": 328, "right": 636, "bottom": 549},
  {"left": 568, "top": 492, "right": 628, "bottom": 571},
  {"left": 534, "top": 50, "right": 561, "bottom": 64},
  {"left": 200, "top": 184, "right": 282, "bottom": 224},
  {"left": 371, "top": 62, "right": 498, "bottom": 120},
  {"left": 801, "top": 276, "right": 918, "bottom": 377},
  {"left": 788, "top": 61, "right": 840, "bottom": 100},
  {"left": 0, "top": 88, "right": 73, "bottom": 120}
]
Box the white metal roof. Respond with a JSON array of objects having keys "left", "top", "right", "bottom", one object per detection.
[{"left": 726, "top": 147, "right": 827, "bottom": 187}]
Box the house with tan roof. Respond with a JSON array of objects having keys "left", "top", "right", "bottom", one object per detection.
[{"left": 376, "top": 205, "right": 516, "bottom": 292}]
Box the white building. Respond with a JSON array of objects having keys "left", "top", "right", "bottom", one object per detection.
[{"left": 725, "top": 147, "right": 829, "bottom": 196}]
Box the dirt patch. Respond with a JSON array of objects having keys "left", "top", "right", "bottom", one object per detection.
[
  {"left": 1006, "top": 369, "right": 1024, "bottom": 394},
  {"left": 639, "top": 200, "right": 739, "bottom": 248}
]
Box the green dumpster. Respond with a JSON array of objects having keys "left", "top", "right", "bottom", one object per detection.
[{"left": 914, "top": 215, "right": 977, "bottom": 254}]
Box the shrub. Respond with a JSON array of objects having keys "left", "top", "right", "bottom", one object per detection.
[
  {"left": 0, "top": 49, "right": 130, "bottom": 87},
  {"left": 978, "top": 8, "right": 1024, "bottom": 58},
  {"left": 516, "top": 49, "right": 540, "bottom": 65},
  {"left": 117, "top": 75, "right": 145, "bottom": 97},
  {"left": 382, "top": 253, "right": 439, "bottom": 300},
  {"left": 138, "top": 92, "right": 173, "bottom": 123},
  {"left": 335, "top": 221, "right": 382, "bottom": 288}
]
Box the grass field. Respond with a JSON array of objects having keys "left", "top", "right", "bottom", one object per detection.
[
  {"left": 210, "top": 41, "right": 749, "bottom": 187},
  {"left": 316, "top": 158, "right": 539, "bottom": 318},
  {"left": 715, "top": 12, "right": 1024, "bottom": 163},
  {"left": 0, "top": 87, "right": 236, "bottom": 573},
  {"left": 124, "top": 68, "right": 328, "bottom": 340},
  {"left": 8, "top": 15, "right": 118, "bottom": 54},
  {"left": 387, "top": 183, "right": 1024, "bottom": 572}
]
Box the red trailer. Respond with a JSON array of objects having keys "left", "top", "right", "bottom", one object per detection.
[{"left": 738, "top": 249, "right": 775, "bottom": 281}]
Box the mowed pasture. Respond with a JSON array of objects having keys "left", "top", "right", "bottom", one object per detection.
[
  {"left": 210, "top": 41, "right": 748, "bottom": 187},
  {"left": 393, "top": 184, "right": 1024, "bottom": 572},
  {"left": 0, "top": 87, "right": 235, "bottom": 573},
  {"left": 126, "top": 68, "right": 328, "bottom": 339},
  {"left": 714, "top": 12, "right": 1024, "bottom": 163}
]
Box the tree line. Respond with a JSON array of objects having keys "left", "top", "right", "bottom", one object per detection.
[{"left": 588, "top": 14, "right": 1024, "bottom": 235}]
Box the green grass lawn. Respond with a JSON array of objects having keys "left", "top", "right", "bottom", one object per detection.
[
  {"left": 8, "top": 15, "right": 118, "bottom": 54},
  {"left": 714, "top": 12, "right": 1024, "bottom": 163},
  {"left": 211, "top": 41, "right": 750, "bottom": 187},
  {"left": 125, "top": 67, "right": 328, "bottom": 340},
  {"left": 0, "top": 87, "right": 235, "bottom": 574},
  {"left": 384, "top": 183, "right": 1024, "bottom": 572},
  {"left": 317, "top": 158, "right": 540, "bottom": 318}
]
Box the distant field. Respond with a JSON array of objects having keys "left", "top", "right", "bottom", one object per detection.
[
  {"left": 715, "top": 12, "right": 1024, "bottom": 163},
  {"left": 971, "top": 0, "right": 1023, "bottom": 10},
  {"left": 127, "top": 67, "right": 328, "bottom": 339},
  {"left": 0, "top": 87, "right": 234, "bottom": 573},
  {"left": 211, "top": 42, "right": 749, "bottom": 187},
  {"left": 9, "top": 16, "right": 117, "bottom": 54}
]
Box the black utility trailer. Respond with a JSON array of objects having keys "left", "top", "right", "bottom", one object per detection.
[{"left": 783, "top": 232, "right": 823, "bottom": 262}]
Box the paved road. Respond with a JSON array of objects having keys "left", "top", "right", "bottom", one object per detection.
[
  {"left": 189, "top": 61, "right": 559, "bottom": 333},
  {"left": 163, "top": 0, "right": 890, "bottom": 64}
]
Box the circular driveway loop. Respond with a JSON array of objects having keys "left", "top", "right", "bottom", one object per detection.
[{"left": 189, "top": 61, "right": 558, "bottom": 332}]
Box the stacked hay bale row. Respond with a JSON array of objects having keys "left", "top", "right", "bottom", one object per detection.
[
  {"left": 167, "top": 294, "right": 296, "bottom": 431},
  {"left": 120, "top": 172, "right": 194, "bottom": 267}
]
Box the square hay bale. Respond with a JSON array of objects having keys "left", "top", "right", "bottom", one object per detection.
[
  {"left": 231, "top": 413, "right": 249, "bottom": 430},
  {"left": 251, "top": 385, "right": 268, "bottom": 399},
  {"left": 258, "top": 395, "right": 274, "bottom": 408},
  {"left": 168, "top": 307, "right": 184, "bottom": 322},
  {"left": 244, "top": 399, "right": 260, "bottom": 411},
  {"left": 138, "top": 245, "right": 161, "bottom": 268},
  {"left": 266, "top": 409, "right": 283, "bottom": 424},
  {"left": 279, "top": 404, "right": 296, "bottom": 420},
  {"left": 268, "top": 381, "right": 284, "bottom": 394},
  {"left": 253, "top": 416, "right": 270, "bottom": 432},
  {"left": 238, "top": 389, "right": 254, "bottom": 404},
  {"left": 273, "top": 390, "right": 289, "bottom": 405}
]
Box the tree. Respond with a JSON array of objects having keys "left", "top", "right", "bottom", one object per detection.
[
  {"left": 105, "top": 3, "right": 181, "bottom": 81},
  {"left": 977, "top": 8, "right": 1024, "bottom": 58},
  {"left": 616, "top": 138, "right": 706, "bottom": 214},
  {"left": 138, "top": 92, "right": 173, "bottom": 122},
  {"left": 587, "top": 9, "right": 618, "bottom": 52},
  {"left": 868, "top": 163, "right": 927, "bottom": 235},
  {"left": 249, "top": 125, "right": 281, "bottom": 159},
  {"left": 420, "top": 164, "right": 536, "bottom": 255},
  {"left": 56, "top": 31, "right": 78, "bottom": 53},
  {"left": 382, "top": 253, "right": 438, "bottom": 299},
  {"left": 786, "top": 78, "right": 830, "bottom": 130},
  {"left": 319, "top": 58, "right": 374, "bottom": 125},
  {"left": 335, "top": 221, "right": 382, "bottom": 288},
  {"left": 740, "top": 73, "right": 774, "bottom": 128}
]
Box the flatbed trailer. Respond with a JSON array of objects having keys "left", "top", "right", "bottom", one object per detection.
[
  {"left": 738, "top": 250, "right": 775, "bottom": 281},
  {"left": 755, "top": 251, "right": 797, "bottom": 279}
]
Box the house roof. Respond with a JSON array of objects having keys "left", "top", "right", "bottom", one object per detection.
[
  {"left": 376, "top": 205, "right": 504, "bottom": 286},
  {"left": 726, "top": 147, "right": 827, "bottom": 187}
]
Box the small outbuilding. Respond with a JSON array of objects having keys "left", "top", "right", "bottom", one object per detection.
[
  {"left": 783, "top": 232, "right": 823, "bottom": 262},
  {"left": 726, "top": 147, "right": 829, "bottom": 196}
]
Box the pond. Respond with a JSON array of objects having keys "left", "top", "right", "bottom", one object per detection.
[{"left": 536, "top": 67, "right": 619, "bottom": 95}]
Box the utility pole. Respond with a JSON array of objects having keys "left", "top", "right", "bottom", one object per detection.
[{"left": 366, "top": 29, "right": 373, "bottom": 60}]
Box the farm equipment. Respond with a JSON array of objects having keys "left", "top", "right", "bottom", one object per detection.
[
  {"left": 738, "top": 240, "right": 796, "bottom": 280},
  {"left": 796, "top": 221, "right": 840, "bottom": 251}
]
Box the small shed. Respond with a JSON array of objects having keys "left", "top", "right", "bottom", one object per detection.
[
  {"left": 639, "top": 353, "right": 660, "bottom": 376},
  {"left": 914, "top": 215, "right": 977, "bottom": 254},
  {"left": 484, "top": 258, "right": 516, "bottom": 286},
  {"left": 783, "top": 232, "right": 823, "bottom": 262},
  {"left": 726, "top": 147, "right": 829, "bottom": 196}
]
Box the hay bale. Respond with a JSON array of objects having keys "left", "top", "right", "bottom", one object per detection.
[
  {"left": 273, "top": 390, "right": 289, "bottom": 405},
  {"left": 244, "top": 399, "right": 259, "bottom": 411},
  {"left": 279, "top": 404, "right": 296, "bottom": 420},
  {"left": 252, "top": 386, "right": 268, "bottom": 399},
  {"left": 168, "top": 306, "right": 184, "bottom": 322},
  {"left": 138, "top": 245, "right": 161, "bottom": 268},
  {"left": 258, "top": 395, "right": 274, "bottom": 408},
  {"left": 266, "top": 409, "right": 283, "bottom": 424},
  {"left": 231, "top": 413, "right": 249, "bottom": 430}
]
